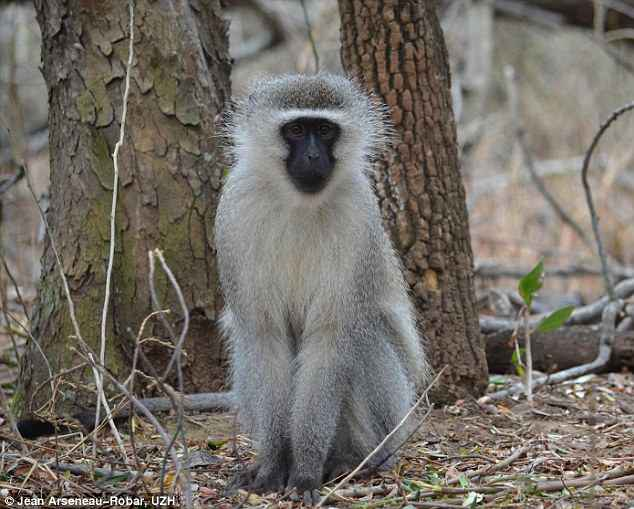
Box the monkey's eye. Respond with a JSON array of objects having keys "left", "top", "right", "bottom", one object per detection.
[
  {"left": 318, "top": 123, "right": 335, "bottom": 139},
  {"left": 285, "top": 123, "right": 305, "bottom": 139}
]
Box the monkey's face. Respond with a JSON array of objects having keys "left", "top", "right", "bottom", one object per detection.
[{"left": 281, "top": 117, "right": 341, "bottom": 194}]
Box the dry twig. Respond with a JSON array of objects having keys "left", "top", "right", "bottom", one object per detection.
[
  {"left": 299, "top": 0, "right": 319, "bottom": 72},
  {"left": 148, "top": 248, "right": 192, "bottom": 499},
  {"left": 581, "top": 100, "right": 634, "bottom": 301},
  {"left": 96, "top": 0, "right": 135, "bottom": 442},
  {"left": 505, "top": 65, "right": 592, "bottom": 248}
]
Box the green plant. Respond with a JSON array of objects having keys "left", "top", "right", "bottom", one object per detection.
[{"left": 515, "top": 260, "right": 575, "bottom": 402}]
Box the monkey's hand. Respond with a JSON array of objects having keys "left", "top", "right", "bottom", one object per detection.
[
  {"left": 287, "top": 472, "right": 321, "bottom": 506},
  {"left": 226, "top": 463, "right": 288, "bottom": 496}
]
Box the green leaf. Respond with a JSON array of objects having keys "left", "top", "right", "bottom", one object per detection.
[
  {"left": 463, "top": 491, "right": 484, "bottom": 507},
  {"left": 458, "top": 473, "right": 470, "bottom": 488},
  {"left": 511, "top": 348, "right": 525, "bottom": 377},
  {"left": 207, "top": 438, "right": 228, "bottom": 450},
  {"left": 536, "top": 305, "right": 575, "bottom": 333},
  {"left": 518, "top": 259, "right": 544, "bottom": 307},
  {"left": 488, "top": 374, "right": 508, "bottom": 386}
]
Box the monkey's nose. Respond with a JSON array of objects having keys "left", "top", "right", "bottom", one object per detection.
[{"left": 307, "top": 150, "right": 320, "bottom": 161}]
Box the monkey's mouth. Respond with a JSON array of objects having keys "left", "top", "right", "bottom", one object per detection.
[{"left": 287, "top": 163, "right": 334, "bottom": 194}]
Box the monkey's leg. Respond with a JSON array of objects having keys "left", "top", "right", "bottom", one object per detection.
[
  {"left": 287, "top": 336, "right": 349, "bottom": 504},
  {"left": 229, "top": 327, "right": 293, "bottom": 493},
  {"left": 322, "top": 421, "right": 365, "bottom": 482},
  {"left": 325, "top": 322, "right": 414, "bottom": 482},
  {"left": 352, "top": 329, "right": 414, "bottom": 470}
]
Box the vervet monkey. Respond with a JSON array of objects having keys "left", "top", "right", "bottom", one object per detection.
[{"left": 215, "top": 73, "right": 428, "bottom": 504}]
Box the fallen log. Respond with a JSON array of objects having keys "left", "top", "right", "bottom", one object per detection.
[
  {"left": 480, "top": 278, "right": 634, "bottom": 333},
  {"left": 486, "top": 325, "right": 634, "bottom": 374},
  {"left": 494, "top": 0, "right": 634, "bottom": 31}
]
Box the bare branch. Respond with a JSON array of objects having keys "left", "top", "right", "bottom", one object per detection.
[
  {"left": 581, "top": 100, "right": 634, "bottom": 301},
  {"left": 299, "top": 0, "right": 319, "bottom": 72},
  {"left": 148, "top": 248, "right": 192, "bottom": 500},
  {"left": 0, "top": 165, "right": 24, "bottom": 195},
  {"left": 96, "top": 0, "right": 135, "bottom": 446},
  {"left": 505, "top": 65, "right": 592, "bottom": 248},
  {"left": 1, "top": 254, "right": 30, "bottom": 320},
  {"left": 73, "top": 348, "right": 192, "bottom": 508}
]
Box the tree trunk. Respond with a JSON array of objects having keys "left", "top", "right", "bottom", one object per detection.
[
  {"left": 338, "top": 0, "right": 488, "bottom": 402},
  {"left": 17, "top": 0, "right": 230, "bottom": 419}
]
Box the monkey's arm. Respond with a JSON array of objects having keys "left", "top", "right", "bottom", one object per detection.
[{"left": 226, "top": 314, "right": 294, "bottom": 493}]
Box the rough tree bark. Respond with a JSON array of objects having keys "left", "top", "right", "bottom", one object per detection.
[
  {"left": 338, "top": 0, "right": 488, "bottom": 402},
  {"left": 17, "top": 0, "right": 230, "bottom": 419}
]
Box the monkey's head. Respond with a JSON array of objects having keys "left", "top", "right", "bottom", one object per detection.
[{"left": 225, "top": 73, "right": 391, "bottom": 200}]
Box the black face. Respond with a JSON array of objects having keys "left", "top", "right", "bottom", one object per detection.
[{"left": 281, "top": 117, "right": 340, "bottom": 194}]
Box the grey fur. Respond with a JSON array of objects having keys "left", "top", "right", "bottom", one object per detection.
[{"left": 215, "top": 73, "right": 429, "bottom": 500}]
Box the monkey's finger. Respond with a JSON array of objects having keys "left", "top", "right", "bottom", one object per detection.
[{"left": 303, "top": 489, "right": 321, "bottom": 506}]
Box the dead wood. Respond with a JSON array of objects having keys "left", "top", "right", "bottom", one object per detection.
[
  {"left": 480, "top": 277, "right": 634, "bottom": 333},
  {"left": 494, "top": 0, "right": 634, "bottom": 31},
  {"left": 486, "top": 325, "right": 634, "bottom": 374},
  {"left": 114, "top": 391, "right": 235, "bottom": 418}
]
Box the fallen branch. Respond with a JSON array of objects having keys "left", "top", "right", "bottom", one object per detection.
[
  {"left": 475, "top": 260, "right": 634, "bottom": 280},
  {"left": 333, "top": 484, "right": 392, "bottom": 499},
  {"left": 47, "top": 462, "right": 150, "bottom": 480},
  {"left": 416, "top": 463, "right": 634, "bottom": 500},
  {"left": 480, "top": 300, "right": 622, "bottom": 402},
  {"left": 330, "top": 461, "right": 634, "bottom": 505},
  {"left": 480, "top": 277, "right": 634, "bottom": 333},
  {"left": 448, "top": 445, "right": 529, "bottom": 485},
  {"left": 486, "top": 325, "right": 634, "bottom": 374},
  {"left": 115, "top": 391, "right": 234, "bottom": 417}
]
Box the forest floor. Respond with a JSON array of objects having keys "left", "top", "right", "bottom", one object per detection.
[{"left": 0, "top": 370, "right": 633, "bottom": 508}]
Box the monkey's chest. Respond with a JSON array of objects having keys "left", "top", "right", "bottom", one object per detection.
[{"left": 249, "top": 226, "right": 351, "bottom": 334}]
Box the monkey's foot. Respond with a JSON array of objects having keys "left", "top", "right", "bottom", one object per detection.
[
  {"left": 288, "top": 488, "right": 321, "bottom": 506},
  {"left": 226, "top": 464, "right": 288, "bottom": 496},
  {"left": 250, "top": 467, "right": 287, "bottom": 494},
  {"left": 287, "top": 474, "right": 322, "bottom": 506}
]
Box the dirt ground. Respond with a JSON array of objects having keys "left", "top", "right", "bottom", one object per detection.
[{"left": 1, "top": 371, "right": 633, "bottom": 508}]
